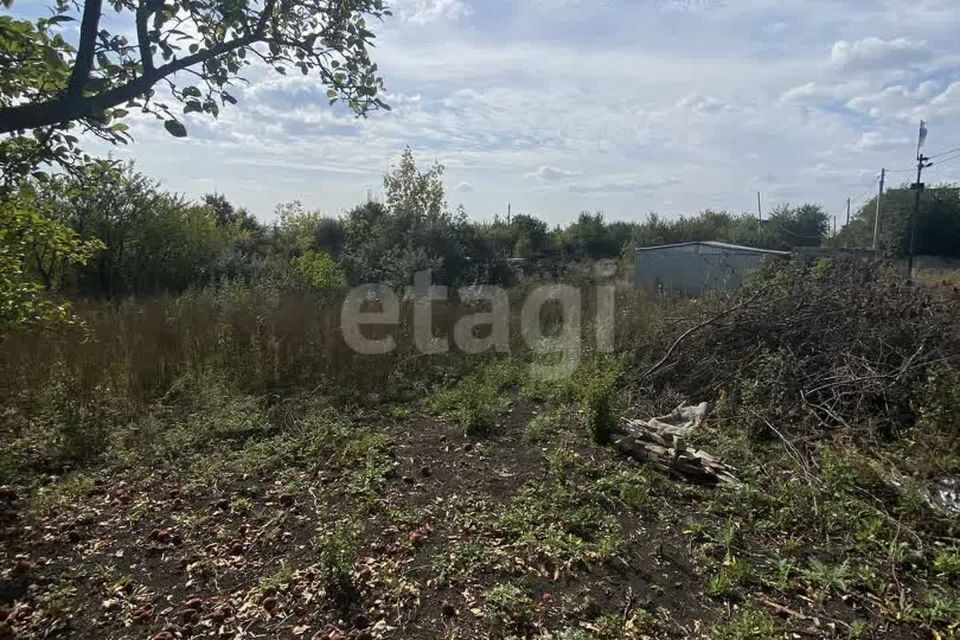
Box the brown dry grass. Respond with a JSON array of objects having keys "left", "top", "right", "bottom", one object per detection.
[{"left": 0, "top": 282, "right": 666, "bottom": 479}]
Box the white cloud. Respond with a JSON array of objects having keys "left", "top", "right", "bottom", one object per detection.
[
  {"left": 928, "top": 82, "right": 960, "bottom": 117},
  {"left": 762, "top": 21, "right": 789, "bottom": 35},
  {"left": 569, "top": 177, "right": 681, "bottom": 194},
  {"left": 830, "top": 37, "right": 931, "bottom": 71},
  {"left": 658, "top": 0, "right": 719, "bottom": 13},
  {"left": 393, "top": 0, "right": 472, "bottom": 25},
  {"left": 845, "top": 81, "right": 941, "bottom": 120},
  {"left": 853, "top": 131, "right": 911, "bottom": 151},
  {"left": 675, "top": 92, "right": 732, "bottom": 114},
  {"left": 780, "top": 82, "right": 846, "bottom": 105},
  {"left": 525, "top": 166, "right": 581, "bottom": 181},
  {"left": 802, "top": 163, "right": 878, "bottom": 185},
  {"left": 381, "top": 92, "right": 423, "bottom": 106}
]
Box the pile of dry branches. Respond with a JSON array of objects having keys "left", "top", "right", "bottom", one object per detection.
[{"left": 640, "top": 259, "right": 960, "bottom": 441}]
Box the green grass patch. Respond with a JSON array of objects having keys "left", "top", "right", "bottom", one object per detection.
[{"left": 429, "top": 358, "right": 522, "bottom": 436}]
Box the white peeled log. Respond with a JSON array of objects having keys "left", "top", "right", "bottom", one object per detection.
[{"left": 611, "top": 402, "right": 738, "bottom": 485}]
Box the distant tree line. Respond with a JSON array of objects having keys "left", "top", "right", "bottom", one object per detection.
[
  {"left": 828, "top": 185, "right": 960, "bottom": 257},
  {"left": 5, "top": 149, "right": 960, "bottom": 310}
]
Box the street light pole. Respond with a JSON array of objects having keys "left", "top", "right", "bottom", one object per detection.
[
  {"left": 872, "top": 168, "right": 884, "bottom": 252},
  {"left": 907, "top": 121, "right": 931, "bottom": 278}
]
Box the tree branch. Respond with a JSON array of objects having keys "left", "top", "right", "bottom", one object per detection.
[
  {"left": 641, "top": 286, "right": 773, "bottom": 382},
  {"left": 0, "top": 0, "right": 286, "bottom": 135},
  {"left": 135, "top": 0, "right": 163, "bottom": 74},
  {"left": 67, "top": 0, "right": 104, "bottom": 96},
  {"left": 0, "top": 35, "right": 254, "bottom": 133}
]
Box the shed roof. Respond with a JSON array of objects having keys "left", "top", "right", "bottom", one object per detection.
[{"left": 635, "top": 240, "right": 790, "bottom": 256}]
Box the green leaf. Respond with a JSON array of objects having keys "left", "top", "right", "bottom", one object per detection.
[
  {"left": 43, "top": 49, "right": 61, "bottom": 67},
  {"left": 163, "top": 119, "right": 188, "bottom": 138},
  {"left": 182, "top": 86, "right": 201, "bottom": 97}
]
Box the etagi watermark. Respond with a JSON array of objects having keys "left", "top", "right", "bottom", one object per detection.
[{"left": 340, "top": 261, "right": 618, "bottom": 380}]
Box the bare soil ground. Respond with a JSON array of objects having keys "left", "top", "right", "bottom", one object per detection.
[{"left": 0, "top": 389, "right": 948, "bottom": 640}]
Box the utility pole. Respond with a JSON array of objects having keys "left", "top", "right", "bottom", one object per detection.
[
  {"left": 833, "top": 215, "right": 837, "bottom": 237},
  {"left": 507, "top": 203, "right": 512, "bottom": 224},
  {"left": 908, "top": 121, "right": 932, "bottom": 277},
  {"left": 845, "top": 198, "right": 851, "bottom": 227},
  {"left": 872, "top": 169, "right": 885, "bottom": 251},
  {"left": 757, "top": 192, "right": 762, "bottom": 222}
]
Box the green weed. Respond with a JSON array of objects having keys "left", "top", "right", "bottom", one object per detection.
[
  {"left": 713, "top": 606, "right": 782, "bottom": 640},
  {"left": 525, "top": 407, "right": 565, "bottom": 442},
  {"left": 482, "top": 583, "right": 537, "bottom": 639},
  {"left": 575, "top": 358, "right": 621, "bottom": 445},
  {"left": 429, "top": 358, "right": 520, "bottom": 437},
  {"left": 311, "top": 517, "right": 362, "bottom": 594}
]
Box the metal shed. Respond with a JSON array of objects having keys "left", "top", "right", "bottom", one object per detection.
[{"left": 635, "top": 241, "right": 789, "bottom": 297}]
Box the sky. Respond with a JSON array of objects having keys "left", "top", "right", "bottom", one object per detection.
[{"left": 8, "top": 0, "right": 960, "bottom": 225}]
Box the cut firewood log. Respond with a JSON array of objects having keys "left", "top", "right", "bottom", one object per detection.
[{"left": 610, "top": 402, "right": 738, "bottom": 485}]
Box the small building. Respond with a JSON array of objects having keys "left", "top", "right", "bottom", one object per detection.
[{"left": 635, "top": 241, "right": 789, "bottom": 297}]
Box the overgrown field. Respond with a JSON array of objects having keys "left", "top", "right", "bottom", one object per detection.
[{"left": 1, "top": 261, "right": 959, "bottom": 640}]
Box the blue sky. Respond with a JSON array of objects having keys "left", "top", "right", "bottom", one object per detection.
[{"left": 8, "top": 0, "right": 960, "bottom": 224}]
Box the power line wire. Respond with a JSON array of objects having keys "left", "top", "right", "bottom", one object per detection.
[
  {"left": 928, "top": 145, "right": 960, "bottom": 160},
  {"left": 930, "top": 151, "right": 960, "bottom": 169},
  {"left": 931, "top": 148, "right": 960, "bottom": 162},
  {"left": 851, "top": 181, "right": 877, "bottom": 205},
  {"left": 841, "top": 174, "right": 881, "bottom": 215}
]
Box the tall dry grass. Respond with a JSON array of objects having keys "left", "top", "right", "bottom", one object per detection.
[{"left": 0, "top": 281, "right": 667, "bottom": 480}]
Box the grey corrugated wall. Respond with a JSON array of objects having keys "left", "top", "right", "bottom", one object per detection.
[{"left": 634, "top": 244, "right": 781, "bottom": 297}]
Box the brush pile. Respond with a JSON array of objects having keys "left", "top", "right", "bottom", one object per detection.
[{"left": 641, "top": 259, "right": 960, "bottom": 442}]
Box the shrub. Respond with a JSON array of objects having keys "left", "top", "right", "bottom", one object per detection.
[
  {"left": 577, "top": 359, "right": 621, "bottom": 445},
  {"left": 482, "top": 583, "right": 536, "bottom": 639},
  {"left": 429, "top": 359, "right": 520, "bottom": 437},
  {"left": 311, "top": 517, "right": 362, "bottom": 596},
  {"left": 291, "top": 250, "right": 343, "bottom": 290},
  {"left": 0, "top": 185, "right": 102, "bottom": 333}
]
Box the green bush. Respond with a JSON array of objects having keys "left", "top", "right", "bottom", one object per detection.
[
  {"left": 311, "top": 517, "right": 362, "bottom": 594},
  {"left": 481, "top": 583, "right": 536, "bottom": 639},
  {"left": 576, "top": 359, "right": 621, "bottom": 445},
  {"left": 291, "top": 250, "right": 343, "bottom": 290}
]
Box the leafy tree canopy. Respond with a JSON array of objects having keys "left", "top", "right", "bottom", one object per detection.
[
  {"left": 30, "top": 160, "right": 229, "bottom": 295},
  {"left": 830, "top": 185, "right": 960, "bottom": 257},
  {"left": 383, "top": 147, "right": 446, "bottom": 219},
  {"left": 0, "top": 0, "right": 390, "bottom": 179},
  {"left": 339, "top": 150, "right": 508, "bottom": 287},
  {"left": 0, "top": 182, "right": 103, "bottom": 332},
  {"left": 764, "top": 203, "right": 829, "bottom": 249}
]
